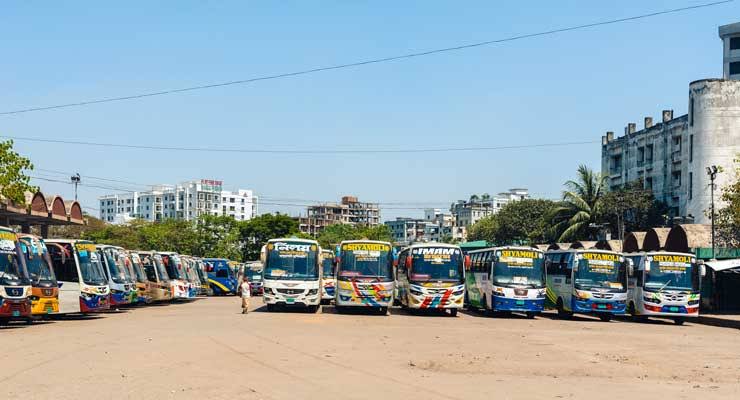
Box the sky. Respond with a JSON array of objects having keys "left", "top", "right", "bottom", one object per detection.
[{"left": 1, "top": 1, "right": 737, "bottom": 222}]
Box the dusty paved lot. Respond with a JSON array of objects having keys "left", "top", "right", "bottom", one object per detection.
[{"left": 2, "top": 297, "right": 739, "bottom": 400}]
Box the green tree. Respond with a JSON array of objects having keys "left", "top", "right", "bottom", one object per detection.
[
  {"left": 550, "top": 165, "right": 606, "bottom": 242},
  {"left": 315, "top": 224, "right": 393, "bottom": 249},
  {"left": 599, "top": 180, "right": 668, "bottom": 239},
  {"left": 467, "top": 215, "right": 499, "bottom": 243},
  {"left": 716, "top": 157, "right": 740, "bottom": 247},
  {"left": 0, "top": 139, "right": 37, "bottom": 204},
  {"left": 137, "top": 219, "right": 199, "bottom": 254},
  {"left": 194, "top": 214, "right": 242, "bottom": 260},
  {"left": 467, "top": 199, "right": 556, "bottom": 245},
  {"left": 239, "top": 213, "right": 300, "bottom": 260}
]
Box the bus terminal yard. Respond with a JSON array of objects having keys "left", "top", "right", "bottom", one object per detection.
[{"left": 2, "top": 295, "right": 739, "bottom": 400}]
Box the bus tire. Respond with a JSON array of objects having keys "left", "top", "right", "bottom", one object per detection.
[
  {"left": 449, "top": 308, "right": 458, "bottom": 317},
  {"left": 378, "top": 307, "right": 389, "bottom": 316},
  {"left": 266, "top": 304, "right": 275, "bottom": 312},
  {"left": 308, "top": 305, "right": 320, "bottom": 313},
  {"left": 598, "top": 313, "right": 612, "bottom": 322},
  {"left": 525, "top": 312, "right": 536, "bottom": 319},
  {"left": 673, "top": 317, "right": 685, "bottom": 325},
  {"left": 556, "top": 298, "right": 572, "bottom": 319}
]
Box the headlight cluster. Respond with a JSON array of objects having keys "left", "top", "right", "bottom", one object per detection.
[
  {"left": 493, "top": 287, "right": 505, "bottom": 296},
  {"left": 409, "top": 287, "right": 424, "bottom": 296},
  {"left": 453, "top": 288, "right": 465, "bottom": 296},
  {"left": 81, "top": 292, "right": 96, "bottom": 300},
  {"left": 688, "top": 299, "right": 699, "bottom": 305},
  {"left": 307, "top": 289, "right": 318, "bottom": 295},
  {"left": 111, "top": 289, "right": 123, "bottom": 295},
  {"left": 643, "top": 295, "right": 660, "bottom": 304}
]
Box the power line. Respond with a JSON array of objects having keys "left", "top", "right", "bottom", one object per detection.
[
  {"left": 0, "top": 0, "right": 731, "bottom": 116},
  {"left": 4, "top": 135, "right": 600, "bottom": 154}
]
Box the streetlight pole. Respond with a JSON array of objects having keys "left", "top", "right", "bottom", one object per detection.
[
  {"left": 70, "top": 173, "right": 81, "bottom": 201},
  {"left": 706, "top": 166, "right": 719, "bottom": 259}
]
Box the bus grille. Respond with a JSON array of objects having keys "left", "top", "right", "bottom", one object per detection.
[
  {"left": 591, "top": 292, "right": 614, "bottom": 299},
  {"left": 277, "top": 288, "right": 304, "bottom": 295},
  {"left": 6, "top": 287, "right": 23, "bottom": 297},
  {"left": 42, "top": 289, "right": 54, "bottom": 297}
]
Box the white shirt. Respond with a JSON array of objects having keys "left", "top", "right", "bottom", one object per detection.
[{"left": 240, "top": 281, "right": 251, "bottom": 298}]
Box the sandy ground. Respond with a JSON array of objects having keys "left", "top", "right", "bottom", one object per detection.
[{"left": 1, "top": 297, "right": 739, "bottom": 400}]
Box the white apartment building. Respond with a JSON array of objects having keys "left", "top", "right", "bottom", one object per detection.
[
  {"left": 601, "top": 22, "right": 740, "bottom": 223},
  {"left": 99, "top": 179, "right": 258, "bottom": 223},
  {"left": 450, "top": 189, "right": 530, "bottom": 229}
]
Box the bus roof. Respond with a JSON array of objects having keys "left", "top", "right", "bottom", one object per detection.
[
  {"left": 468, "top": 245, "right": 543, "bottom": 254},
  {"left": 45, "top": 238, "right": 93, "bottom": 245},
  {"left": 624, "top": 251, "right": 695, "bottom": 257},
  {"left": 404, "top": 242, "right": 461, "bottom": 251},
  {"left": 267, "top": 238, "right": 319, "bottom": 245},
  {"left": 339, "top": 239, "right": 392, "bottom": 245},
  {"left": 545, "top": 248, "right": 621, "bottom": 255}
]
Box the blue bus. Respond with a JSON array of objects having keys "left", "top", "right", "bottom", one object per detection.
[{"left": 204, "top": 258, "right": 237, "bottom": 295}]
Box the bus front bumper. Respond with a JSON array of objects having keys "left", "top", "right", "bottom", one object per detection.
[
  {"left": 572, "top": 299, "right": 626, "bottom": 314},
  {"left": 0, "top": 298, "right": 32, "bottom": 318},
  {"left": 31, "top": 297, "right": 59, "bottom": 315},
  {"left": 641, "top": 303, "right": 699, "bottom": 316},
  {"left": 263, "top": 290, "right": 321, "bottom": 306},
  {"left": 492, "top": 296, "right": 544, "bottom": 312}
]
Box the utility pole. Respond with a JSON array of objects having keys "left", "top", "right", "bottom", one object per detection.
[
  {"left": 71, "top": 173, "right": 81, "bottom": 201},
  {"left": 706, "top": 166, "right": 719, "bottom": 259}
]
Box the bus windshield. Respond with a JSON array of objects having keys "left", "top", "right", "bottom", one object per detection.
[
  {"left": 76, "top": 244, "right": 108, "bottom": 286},
  {"left": 339, "top": 242, "right": 392, "bottom": 280},
  {"left": 130, "top": 256, "right": 148, "bottom": 283},
  {"left": 20, "top": 238, "right": 56, "bottom": 284},
  {"left": 101, "top": 248, "right": 127, "bottom": 284},
  {"left": 249, "top": 271, "right": 263, "bottom": 282},
  {"left": 162, "top": 254, "right": 182, "bottom": 280},
  {"left": 0, "top": 236, "right": 29, "bottom": 286},
  {"left": 153, "top": 255, "right": 170, "bottom": 282},
  {"left": 410, "top": 246, "right": 463, "bottom": 282},
  {"left": 322, "top": 254, "right": 334, "bottom": 278},
  {"left": 575, "top": 252, "right": 625, "bottom": 291},
  {"left": 492, "top": 249, "right": 544, "bottom": 288},
  {"left": 264, "top": 241, "right": 318, "bottom": 280},
  {"left": 645, "top": 254, "right": 697, "bottom": 292}
]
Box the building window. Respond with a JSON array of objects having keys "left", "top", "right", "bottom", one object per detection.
[
  {"left": 689, "top": 135, "right": 693, "bottom": 163},
  {"left": 645, "top": 177, "right": 653, "bottom": 190},
  {"left": 731, "top": 62, "right": 740, "bottom": 75},
  {"left": 610, "top": 155, "right": 622, "bottom": 173},
  {"left": 731, "top": 37, "right": 740, "bottom": 50},
  {"left": 646, "top": 144, "right": 654, "bottom": 163},
  {"left": 637, "top": 147, "right": 645, "bottom": 165},
  {"left": 689, "top": 97, "right": 694, "bottom": 127},
  {"left": 672, "top": 171, "right": 681, "bottom": 187},
  {"left": 689, "top": 172, "right": 693, "bottom": 200}
]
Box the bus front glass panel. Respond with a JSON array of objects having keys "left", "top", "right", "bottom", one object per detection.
[
  {"left": 645, "top": 254, "right": 697, "bottom": 292},
  {"left": 102, "top": 249, "right": 127, "bottom": 284},
  {"left": 321, "top": 258, "right": 334, "bottom": 279},
  {"left": 162, "top": 254, "right": 182, "bottom": 280},
  {"left": 493, "top": 249, "right": 544, "bottom": 288},
  {"left": 265, "top": 241, "right": 318, "bottom": 280},
  {"left": 20, "top": 239, "right": 56, "bottom": 285},
  {"left": 410, "top": 247, "right": 463, "bottom": 282},
  {"left": 0, "top": 238, "right": 28, "bottom": 286},
  {"left": 340, "top": 243, "right": 392, "bottom": 280},
  {"left": 575, "top": 252, "right": 626, "bottom": 291},
  {"left": 76, "top": 244, "right": 108, "bottom": 286}
]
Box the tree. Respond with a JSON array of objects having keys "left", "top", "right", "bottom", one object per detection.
[
  {"left": 0, "top": 140, "right": 37, "bottom": 204},
  {"left": 193, "top": 214, "right": 242, "bottom": 260},
  {"left": 239, "top": 213, "right": 300, "bottom": 260},
  {"left": 550, "top": 165, "right": 606, "bottom": 242},
  {"left": 716, "top": 157, "right": 740, "bottom": 247},
  {"left": 314, "top": 224, "right": 393, "bottom": 249},
  {"left": 467, "top": 199, "right": 557, "bottom": 245},
  {"left": 599, "top": 180, "right": 668, "bottom": 239}
]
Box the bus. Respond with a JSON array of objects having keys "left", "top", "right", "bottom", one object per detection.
[
  {"left": 240, "top": 262, "right": 263, "bottom": 296},
  {"left": 193, "top": 258, "right": 211, "bottom": 296},
  {"left": 260, "top": 238, "right": 322, "bottom": 312},
  {"left": 159, "top": 252, "right": 189, "bottom": 300},
  {"left": 465, "top": 246, "right": 546, "bottom": 318},
  {"left": 18, "top": 234, "right": 59, "bottom": 316},
  {"left": 98, "top": 245, "right": 135, "bottom": 307},
  {"left": 544, "top": 249, "right": 628, "bottom": 322},
  {"left": 396, "top": 243, "right": 467, "bottom": 316},
  {"left": 181, "top": 256, "right": 200, "bottom": 298},
  {"left": 335, "top": 240, "right": 394, "bottom": 314},
  {"left": 127, "top": 251, "right": 154, "bottom": 304},
  {"left": 137, "top": 251, "right": 172, "bottom": 301},
  {"left": 204, "top": 258, "right": 237, "bottom": 295},
  {"left": 45, "top": 239, "right": 110, "bottom": 314},
  {"left": 625, "top": 252, "right": 703, "bottom": 325},
  {"left": 320, "top": 249, "right": 335, "bottom": 303},
  {"left": 0, "top": 227, "right": 32, "bottom": 324}
]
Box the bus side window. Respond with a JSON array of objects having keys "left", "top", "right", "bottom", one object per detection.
[
  {"left": 143, "top": 262, "right": 157, "bottom": 281},
  {"left": 546, "top": 254, "right": 561, "bottom": 276},
  {"left": 48, "top": 245, "right": 79, "bottom": 283},
  {"left": 564, "top": 254, "right": 573, "bottom": 283}
]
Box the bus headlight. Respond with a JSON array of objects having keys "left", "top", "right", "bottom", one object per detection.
[
  {"left": 643, "top": 296, "right": 660, "bottom": 304},
  {"left": 453, "top": 288, "right": 465, "bottom": 296},
  {"left": 493, "top": 287, "right": 505, "bottom": 296},
  {"left": 307, "top": 289, "right": 318, "bottom": 296},
  {"left": 409, "top": 287, "right": 423, "bottom": 296},
  {"left": 688, "top": 299, "right": 699, "bottom": 306},
  {"left": 574, "top": 290, "right": 590, "bottom": 301}
]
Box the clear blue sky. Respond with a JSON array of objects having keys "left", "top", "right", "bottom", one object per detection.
[{"left": 1, "top": 1, "right": 737, "bottom": 221}]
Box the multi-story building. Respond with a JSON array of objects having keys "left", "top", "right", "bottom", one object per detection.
[
  {"left": 450, "top": 189, "right": 529, "bottom": 229},
  {"left": 601, "top": 22, "right": 740, "bottom": 223},
  {"left": 298, "top": 195, "right": 380, "bottom": 236},
  {"left": 99, "top": 179, "right": 258, "bottom": 223},
  {"left": 385, "top": 209, "right": 464, "bottom": 246}
]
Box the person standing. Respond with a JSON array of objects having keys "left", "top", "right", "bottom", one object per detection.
[{"left": 240, "top": 277, "right": 251, "bottom": 314}]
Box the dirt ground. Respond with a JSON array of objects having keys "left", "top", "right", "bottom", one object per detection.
[{"left": 1, "top": 297, "right": 738, "bottom": 400}]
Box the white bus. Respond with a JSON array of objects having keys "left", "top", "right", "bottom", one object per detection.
[
  {"left": 334, "top": 240, "right": 394, "bottom": 315},
  {"left": 544, "top": 249, "right": 628, "bottom": 322},
  {"left": 625, "top": 252, "right": 703, "bottom": 325},
  {"left": 45, "top": 240, "right": 110, "bottom": 314},
  {"left": 158, "top": 252, "right": 190, "bottom": 300},
  {"left": 396, "top": 243, "right": 467, "bottom": 317},
  {"left": 260, "top": 238, "right": 322, "bottom": 313},
  {"left": 465, "top": 246, "right": 546, "bottom": 318}
]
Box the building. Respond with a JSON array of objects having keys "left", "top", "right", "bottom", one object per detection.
[
  {"left": 298, "top": 195, "right": 380, "bottom": 236},
  {"left": 99, "top": 179, "right": 258, "bottom": 223},
  {"left": 450, "top": 189, "right": 529, "bottom": 229},
  {"left": 601, "top": 22, "right": 740, "bottom": 224},
  {"left": 385, "top": 208, "right": 464, "bottom": 246}
]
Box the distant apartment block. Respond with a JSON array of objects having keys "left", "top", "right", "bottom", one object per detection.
[
  {"left": 386, "top": 208, "right": 464, "bottom": 246},
  {"left": 298, "top": 195, "right": 380, "bottom": 236},
  {"left": 450, "top": 189, "right": 529, "bottom": 231},
  {"left": 99, "top": 179, "right": 258, "bottom": 223}
]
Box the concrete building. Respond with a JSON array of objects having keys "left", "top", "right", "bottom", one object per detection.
[
  {"left": 601, "top": 22, "right": 740, "bottom": 224},
  {"left": 385, "top": 208, "right": 464, "bottom": 246},
  {"left": 298, "top": 195, "right": 380, "bottom": 236},
  {"left": 99, "top": 179, "right": 258, "bottom": 223},
  {"left": 450, "top": 189, "right": 529, "bottom": 229}
]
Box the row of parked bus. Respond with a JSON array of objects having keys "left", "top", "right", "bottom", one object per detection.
[
  {"left": 0, "top": 225, "right": 242, "bottom": 325},
  {"left": 260, "top": 237, "right": 703, "bottom": 324}
]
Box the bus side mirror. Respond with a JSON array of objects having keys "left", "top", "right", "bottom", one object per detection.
[
  {"left": 464, "top": 255, "right": 471, "bottom": 268},
  {"left": 57, "top": 282, "right": 64, "bottom": 288},
  {"left": 699, "top": 261, "right": 706, "bottom": 277},
  {"left": 405, "top": 256, "right": 412, "bottom": 269},
  {"left": 626, "top": 259, "right": 634, "bottom": 277},
  {"left": 260, "top": 251, "right": 266, "bottom": 264}
]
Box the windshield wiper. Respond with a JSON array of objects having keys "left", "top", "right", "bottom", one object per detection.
[{"left": 658, "top": 279, "right": 672, "bottom": 292}]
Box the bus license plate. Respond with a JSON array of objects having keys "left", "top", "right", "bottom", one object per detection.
[
  {"left": 286, "top": 298, "right": 295, "bottom": 304},
  {"left": 670, "top": 306, "right": 679, "bottom": 312},
  {"left": 12, "top": 311, "right": 20, "bottom": 317},
  {"left": 516, "top": 300, "right": 525, "bottom": 305},
  {"left": 597, "top": 304, "right": 606, "bottom": 309}
]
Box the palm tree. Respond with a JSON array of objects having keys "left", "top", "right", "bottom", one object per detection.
[{"left": 550, "top": 165, "right": 607, "bottom": 241}]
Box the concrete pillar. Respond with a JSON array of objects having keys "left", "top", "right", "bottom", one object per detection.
[
  {"left": 20, "top": 224, "right": 31, "bottom": 234},
  {"left": 40, "top": 225, "right": 49, "bottom": 238}
]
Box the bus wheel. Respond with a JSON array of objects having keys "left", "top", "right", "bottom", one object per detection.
[
  {"left": 307, "top": 305, "right": 320, "bottom": 313},
  {"left": 0, "top": 318, "right": 9, "bottom": 326},
  {"left": 598, "top": 313, "right": 612, "bottom": 322},
  {"left": 449, "top": 308, "right": 458, "bottom": 317},
  {"left": 556, "top": 299, "right": 572, "bottom": 319},
  {"left": 525, "top": 312, "right": 536, "bottom": 319},
  {"left": 378, "top": 307, "right": 389, "bottom": 316},
  {"left": 266, "top": 304, "right": 275, "bottom": 312},
  {"left": 673, "top": 317, "right": 685, "bottom": 325}
]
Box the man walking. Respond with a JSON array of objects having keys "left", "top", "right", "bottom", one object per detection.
[{"left": 240, "top": 277, "right": 251, "bottom": 314}]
